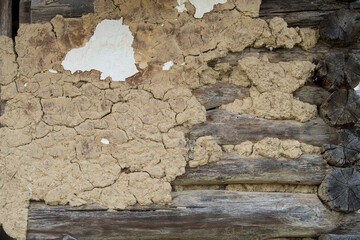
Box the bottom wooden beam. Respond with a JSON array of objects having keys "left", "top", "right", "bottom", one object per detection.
[{"left": 27, "top": 191, "right": 360, "bottom": 240}]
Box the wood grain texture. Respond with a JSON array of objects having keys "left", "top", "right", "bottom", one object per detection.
[
  {"left": 319, "top": 168, "right": 360, "bottom": 212},
  {"left": 320, "top": 235, "right": 360, "bottom": 240},
  {"left": 19, "top": 0, "right": 31, "bottom": 24},
  {"left": 319, "top": 9, "right": 360, "bottom": 46},
  {"left": 31, "top": 0, "right": 94, "bottom": 23},
  {"left": 320, "top": 89, "right": 360, "bottom": 127},
  {"left": 192, "top": 82, "right": 250, "bottom": 110},
  {"left": 293, "top": 85, "right": 331, "bottom": 106},
  {"left": 0, "top": 0, "right": 12, "bottom": 37},
  {"left": 259, "top": 0, "right": 359, "bottom": 28},
  {"left": 173, "top": 153, "right": 328, "bottom": 186},
  {"left": 27, "top": 191, "right": 360, "bottom": 240},
  {"left": 189, "top": 110, "right": 339, "bottom": 147}
]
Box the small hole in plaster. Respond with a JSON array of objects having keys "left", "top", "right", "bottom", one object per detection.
[{"left": 121, "top": 168, "right": 131, "bottom": 174}]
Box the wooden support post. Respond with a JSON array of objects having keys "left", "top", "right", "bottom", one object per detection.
[{"left": 0, "top": 0, "right": 12, "bottom": 37}]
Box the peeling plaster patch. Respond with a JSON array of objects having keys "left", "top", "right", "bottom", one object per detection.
[
  {"left": 61, "top": 18, "right": 139, "bottom": 82},
  {"left": 189, "top": 0, "right": 227, "bottom": 18},
  {"left": 356, "top": 84, "right": 360, "bottom": 95},
  {"left": 162, "top": 61, "right": 174, "bottom": 71},
  {"left": 48, "top": 69, "right": 58, "bottom": 74},
  {"left": 101, "top": 138, "right": 110, "bottom": 145},
  {"left": 176, "top": 0, "right": 187, "bottom": 13}
]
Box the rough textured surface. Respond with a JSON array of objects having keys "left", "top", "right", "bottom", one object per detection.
[
  {"left": 0, "top": 0, "right": 323, "bottom": 239},
  {"left": 189, "top": 136, "right": 222, "bottom": 168},
  {"left": 226, "top": 183, "right": 317, "bottom": 194},
  {"left": 319, "top": 168, "right": 360, "bottom": 212},
  {"left": 220, "top": 57, "right": 318, "bottom": 122}
]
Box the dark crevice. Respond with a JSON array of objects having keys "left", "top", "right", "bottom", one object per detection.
[
  {"left": 11, "top": 0, "right": 20, "bottom": 39},
  {"left": 0, "top": 225, "right": 14, "bottom": 240}
]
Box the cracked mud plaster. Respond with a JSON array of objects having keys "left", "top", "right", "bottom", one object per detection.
[
  {"left": 222, "top": 138, "right": 321, "bottom": 159},
  {"left": 0, "top": 0, "right": 320, "bottom": 238},
  {"left": 220, "top": 56, "right": 318, "bottom": 122}
]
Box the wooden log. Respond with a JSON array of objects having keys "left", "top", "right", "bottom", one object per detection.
[
  {"left": 320, "top": 89, "right": 360, "bottom": 127},
  {"left": 320, "top": 235, "right": 360, "bottom": 240},
  {"left": 213, "top": 43, "right": 360, "bottom": 69},
  {"left": 259, "top": 0, "right": 360, "bottom": 28},
  {"left": 293, "top": 85, "right": 331, "bottom": 106},
  {"left": 172, "top": 153, "right": 328, "bottom": 186},
  {"left": 316, "top": 53, "right": 360, "bottom": 90},
  {"left": 319, "top": 168, "right": 360, "bottom": 212},
  {"left": 19, "top": 0, "right": 32, "bottom": 24},
  {"left": 192, "top": 82, "right": 250, "bottom": 110},
  {"left": 26, "top": 192, "right": 360, "bottom": 239},
  {"left": 319, "top": 9, "right": 360, "bottom": 47},
  {"left": 31, "top": 0, "right": 94, "bottom": 23},
  {"left": 189, "top": 110, "right": 339, "bottom": 147},
  {"left": 0, "top": 0, "right": 12, "bottom": 37},
  {"left": 322, "top": 128, "right": 360, "bottom": 167}
]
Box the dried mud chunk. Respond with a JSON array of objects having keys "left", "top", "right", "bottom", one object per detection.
[
  {"left": 319, "top": 9, "right": 360, "bottom": 46},
  {"left": 16, "top": 23, "right": 60, "bottom": 77},
  {"left": 190, "top": 136, "right": 222, "bottom": 168},
  {"left": 0, "top": 36, "right": 18, "bottom": 85}
]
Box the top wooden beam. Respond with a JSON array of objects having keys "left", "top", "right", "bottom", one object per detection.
[{"left": 0, "top": 0, "right": 12, "bottom": 37}]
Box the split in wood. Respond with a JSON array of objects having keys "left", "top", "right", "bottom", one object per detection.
[
  {"left": 316, "top": 53, "right": 360, "bottom": 90},
  {"left": 319, "top": 168, "right": 360, "bottom": 212},
  {"left": 322, "top": 127, "right": 360, "bottom": 167},
  {"left": 320, "top": 89, "right": 360, "bottom": 127},
  {"left": 319, "top": 9, "right": 360, "bottom": 47}
]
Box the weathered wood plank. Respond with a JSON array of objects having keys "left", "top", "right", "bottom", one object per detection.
[
  {"left": 173, "top": 153, "right": 328, "bottom": 186},
  {"left": 0, "top": 0, "right": 12, "bottom": 37},
  {"left": 259, "top": 0, "right": 359, "bottom": 28},
  {"left": 19, "top": 0, "right": 31, "bottom": 24},
  {"left": 189, "top": 110, "right": 339, "bottom": 147},
  {"left": 192, "top": 82, "right": 250, "bottom": 110},
  {"left": 31, "top": 0, "right": 94, "bottom": 23},
  {"left": 214, "top": 42, "right": 360, "bottom": 67},
  {"left": 26, "top": 192, "right": 360, "bottom": 240},
  {"left": 320, "top": 235, "right": 360, "bottom": 240}
]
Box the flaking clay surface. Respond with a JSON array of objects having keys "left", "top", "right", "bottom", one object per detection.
[{"left": 0, "top": 0, "right": 319, "bottom": 238}]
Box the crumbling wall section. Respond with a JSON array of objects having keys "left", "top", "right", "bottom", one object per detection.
[{"left": 0, "top": 0, "right": 320, "bottom": 239}]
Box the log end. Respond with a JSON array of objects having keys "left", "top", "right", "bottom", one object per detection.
[
  {"left": 319, "top": 168, "right": 360, "bottom": 212},
  {"left": 319, "top": 9, "right": 360, "bottom": 47}
]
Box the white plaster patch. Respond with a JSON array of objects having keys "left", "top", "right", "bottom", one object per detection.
[
  {"left": 101, "top": 138, "right": 110, "bottom": 145},
  {"left": 163, "top": 61, "right": 174, "bottom": 71},
  {"left": 48, "top": 69, "right": 58, "bottom": 74},
  {"left": 61, "top": 18, "right": 139, "bottom": 82},
  {"left": 189, "top": 0, "right": 227, "bottom": 18},
  {"left": 355, "top": 84, "right": 360, "bottom": 95}
]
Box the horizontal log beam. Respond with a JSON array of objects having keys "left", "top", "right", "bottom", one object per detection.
[
  {"left": 192, "top": 82, "right": 249, "bottom": 110},
  {"left": 31, "top": 0, "right": 94, "bottom": 23},
  {"left": 26, "top": 191, "right": 360, "bottom": 239},
  {"left": 259, "top": 0, "right": 360, "bottom": 28},
  {"left": 172, "top": 153, "right": 328, "bottom": 186},
  {"left": 189, "top": 110, "right": 339, "bottom": 147},
  {"left": 214, "top": 42, "right": 360, "bottom": 68}
]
